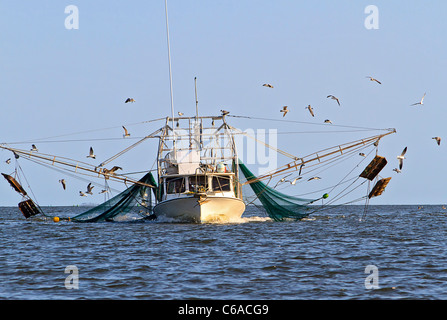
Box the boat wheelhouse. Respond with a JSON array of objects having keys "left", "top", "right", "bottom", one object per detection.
[{"left": 152, "top": 114, "right": 245, "bottom": 222}]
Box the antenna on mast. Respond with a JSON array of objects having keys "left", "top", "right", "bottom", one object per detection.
[
  {"left": 164, "top": 0, "right": 175, "bottom": 146},
  {"left": 194, "top": 76, "right": 199, "bottom": 120}
]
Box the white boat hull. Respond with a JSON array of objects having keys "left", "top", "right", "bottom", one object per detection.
[{"left": 153, "top": 196, "right": 246, "bottom": 223}]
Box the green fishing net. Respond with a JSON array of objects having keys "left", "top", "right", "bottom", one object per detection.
[
  {"left": 71, "top": 171, "right": 157, "bottom": 222},
  {"left": 238, "top": 162, "right": 317, "bottom": 221}
]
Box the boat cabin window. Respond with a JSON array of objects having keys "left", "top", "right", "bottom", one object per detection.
[
  {"left": 212, "top": 176, "right": 231, "bottom": 192},
  {"left": 166, "top": 177, "right": 185, "bottom": 194},
  {"left": 189, "top": 176, "right": 207, "bottom": 192}
]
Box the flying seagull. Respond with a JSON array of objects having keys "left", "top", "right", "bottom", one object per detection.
[
  {"left": 178, "top": 112, "right": 184, "bottom": 116},
  {"left": 393, "top": 168, "right": 402, "bottom": 173},
  {"left": 122, "top": 126, "right": 130, "bottom": 138},
  {"left": 99, "top": 189, "right": 108, "bottom": 194},
  {"left": 287, "top": 177, "right": 302, "bottom": 185},
  {"left": 324, "top": 119, "right": 332, "bottom": 124},
  {"left": 87, "top": 147, "right": 96, "bottom": 159},
  {"left": 59, "top": 179, "right": 66, "bottom": 190},
  {"left": 432, "top": 137, "right": 441, "bottom": 146},
  {"left": 125, "top": 98, "right": 135, "bottom": 103},
  {"left": 79, "top": 191, "right": 87, "bottom": 197},
  {"left": 308, "top": 176, "right": 321, "bottom": 181},
  {"left": 86, "top": 183, "right": 94, "bottom": 195},
  {"left": 411, "top": 93, "right": 426, "bottom": 106},
  {"left": 280, "top": 106, "right": 289, "bottom": 117},
  {"left": 397, "top": 147, "right": 407, "bottom": 170},
  {"left": 103, "top": 166, "right": 122, "bottom": 175},
  {"left": 263, "top": 83, "right": 274, "bottom": 88},
  {"left": 5, "top": 158, "right": 11, "bottom": 164},
  {"left": 327, "top": 95, "right": 340, "bottom": 106},
  {"left": 274, "top": 174, "right": 292, "bottom": 188},
  {"left": 30, "top": 144, "right": 38, "bottom": 152},
  {"left": 366, "top": 76, "right": 382, "bottom": 84},
  {"left": 305, "top": 105, "right": 315, "bottom": 117},
  {"left": 359, "top": 153, "right": 366, "bottom": 157}
]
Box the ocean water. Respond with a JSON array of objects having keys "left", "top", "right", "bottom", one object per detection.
[{"left": 1, "top": 205, "right": 447, "bottom": 300}]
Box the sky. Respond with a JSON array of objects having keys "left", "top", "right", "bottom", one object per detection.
[{"left": 0, "top": 1, "right": 446, "bottom": 206}]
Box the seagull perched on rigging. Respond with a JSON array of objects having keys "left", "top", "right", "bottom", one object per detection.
[
  {"left": 125, "top": 98, "right": 135, "bottom": 103},
  {"left": 305, "top": 105, "right": 315, "bottom": 117},
  {"left": 411, "top": 93, "right": 426, "bottom": 106},
  {"left": 262, "top": 83, "right": 274, "bottom": 88},
  {"left": 59, "top": 179, "right": 66, "bottom": 190},
  {"left": 432, "top": 137, "right": 441, "bottom": 146},
  {"left": 221, "top": 110, "right": 230, "bottom": 115},
  {"left": 122, "top": 126, "right": 130, "bottom": 138},
  {"left": 280, "top": 106, "right": 289, "bottom": 117},
  {"left": 30, "top": 144, "right": 38, "bottom": 152},
  {"left": 397, "top": 147, "right": 407, "bottom": 170},
  {"left": 366, "top": 76, "right": 382, "bottom": 84},
  {"left": 87, "top": 147, "right": 96, "bottom": 159},
  {"left": 327, "top": 95, "right": 340, "bottom": 106}
]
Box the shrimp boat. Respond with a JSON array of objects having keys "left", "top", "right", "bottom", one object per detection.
[
  {"left": 153, "top": 114, "right": 245, "bottom": 223},
  {"left": 0, "top": 1, "right": 398, "bottom": 223}
]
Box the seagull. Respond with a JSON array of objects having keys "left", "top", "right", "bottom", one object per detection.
[
  {"left": 308, "top": 176, "right": 321, "bottom": 181},
  {"left": 30, "top": 144, "right": 38, "bottom": 152},
  {"left": 287, "top": 177, "right": 302, "bottom": 185},
  {"left": 393, "top": 168, "right": 402, "bottom": 173},
  {"left": 99, "top": 189, "right": 108, "bottom": 194},
  {"left": 178, "top": 112, "right": 184, "bottom": 116},
  {"left": 79, "top": 191, "right": 87, "bottom": 197},
  {"left": 366, "top": 76, "right": 382, "bottom": 84},
  {"left": 122, "top": 126, "right": 130, "bottom": 138},
  {"left": 5, "top": 158, "right": 11, "bottom": 164},
  {"left": 86, "top": 183, "right": 94, "bottom": 195},
  {"left": 359, "top": 153, "right": 366, "bottom": 157},
  {"left": 432, "top": 137, "right": 441, "bottom": 146},
  {"left": 397, "top": 147, "right": 407, "bottom": 170},
  {"left": 280, "top": 106, "right": 289, "bottom": 117},
  {"left": 263, "top": 83, "right": 274, "bottom": 88},
  {"left": 221, "top": 110, "right": 230, "bottom": 115},
  {"left": 125, "top": 98, "right": 135, "bottom": 103},
  {"left": 59, "top": 179, "right": 66, "bottom": 190},
  {"left": 103, "top": 166, "right": 122, "bottom": 175},
  {"left": 411, "top": 93, "right": 426, "bottom": 106},
  {"left": 324, "top": 119, "right": 332, "bottom": 124},
  {"left": 274, "top": 174, "right": 292, "bottom": 188},
  {"left": 305, "top": 105, "right": 315, "bottom": 117},
  {"left": 87, "top": 147, "right": 96, "bottom": 159},
  {"left": 327, "top": 95, "right": 340, "bottom": 106}
]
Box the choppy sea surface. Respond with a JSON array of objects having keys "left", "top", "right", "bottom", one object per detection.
[{"left": 1, "top": 205, "right": 447, "bottom": 300}]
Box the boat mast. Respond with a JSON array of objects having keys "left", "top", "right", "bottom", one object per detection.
[{"left": 164, "top": 0, "right": 176, "bottom": 150}]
